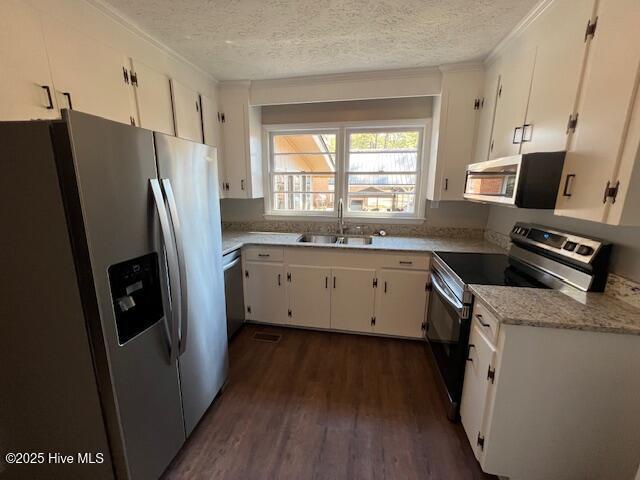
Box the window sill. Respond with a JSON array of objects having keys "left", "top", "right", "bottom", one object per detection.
[{"left": 263, "top": 214, "right": 425, "bottom": 224}]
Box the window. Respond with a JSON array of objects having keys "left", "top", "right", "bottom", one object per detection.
[
  {"left": 269, "top": 131, "right": 337, "bottom": 213},
  {"left": 345, "top": 129, "right": 420, "bottom": 215},
  {"left": 266, "top": 122, "right": 427, "bottom": 219}
]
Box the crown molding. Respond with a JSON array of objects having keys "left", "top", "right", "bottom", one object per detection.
[
  {"left": 85, "top": 0, "right": 217, "bottom": 83},
  {"left": 485, "top": 0, "right": 555, "bottom": 65},
  {"left": 438, "top": 62, "right": 485, "bottom": 73}
]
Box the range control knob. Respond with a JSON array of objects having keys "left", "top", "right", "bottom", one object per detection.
[{"left": 575, "top": 245, "right": 595, "bottom": 256}]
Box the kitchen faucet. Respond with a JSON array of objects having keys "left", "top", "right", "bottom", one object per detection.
[{"left": 337, "top": 198, "right": 346, "bottom": 235}]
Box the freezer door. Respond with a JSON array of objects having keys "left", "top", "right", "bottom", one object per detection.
[
  {"left": 63, "top": 111, "right": 185, "bottom": 479},
  {"left": 154, "top": 133, "right": 229, "bottom": 435}
]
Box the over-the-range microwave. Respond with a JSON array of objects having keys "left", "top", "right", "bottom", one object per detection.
[{"left": 463, "top": 152, "right": 565, "bottom": 208}]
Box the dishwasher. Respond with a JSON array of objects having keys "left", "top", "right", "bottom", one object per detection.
[{"left": 222, "top": 249, "right": 245, "bottom": 339}]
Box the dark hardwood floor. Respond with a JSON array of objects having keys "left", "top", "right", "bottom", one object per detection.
[{"left": 162, "top": 325, "right": 494, "bottom": 480}]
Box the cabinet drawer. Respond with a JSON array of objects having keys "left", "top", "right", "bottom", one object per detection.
[
  {"left": 379, "top": 254, "right": 430, "bottom": 270},
  {"left": 471, "top": 301, "right": 500, "bottom": 345},
  {"left": 243, "top": 246, "right": 284, "bottom": 262}
]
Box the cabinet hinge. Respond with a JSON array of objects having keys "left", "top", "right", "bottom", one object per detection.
[
  {"left": 487, "top": 366, "right": 496, "bottom": 383},
  {"left": 473, "top": 98, "right": 481, "bottom": 110},
  {"left": 490, "top": 139, "right": 494, "bottom": 152},
  {"left": 288, "top": 309, "right": 292, "bottom": 318},
  {"left": 370, "top": 317, "right": 376, "bottom": 326},
  {"left": 421, "top": 321, "right": 426, "bottom": 331},
  {"left": 566, "top": 113, "right": 579, "bottom": 134},
  {"left": 477, "top": 433, "right": 485, "bottom": 450},
  {"left": 245, "top": 270, "right": 249, "bottom": 278},
  {"left": 603, "top": 180, "right": 620, "bottom": 204},
  {"left": 129, "top": 116, "right": 136, "bottom": 126},
  {"left": 247, "top": 306, "right": 251, "bottom": 314},
  {"left": 287, "top": 272, "right": 291, "bottom": 282},
  {"left": 498, "top": 85, "right": 503, "bottom": 98},
  {"left": 122, "top": 67, "right": 129, "bottom": 84},
  {"left": 425, "top": 281, "right": 430, "bottom": 292},
  {"left": 130, "top": 71, "right": 138, "bottom": 87},
  {"left": 584, "top": 17, "right": 598, "bottom": 42},
  {"left": 218, "top": 112, "right": 226, "bottom": 123},
  {"left": 373, "top": 278, "right": 378, "bottom": 288}
]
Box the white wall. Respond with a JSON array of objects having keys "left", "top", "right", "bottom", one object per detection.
[
  {"left": 23, "top": 0, "right": 217, "bottom": 97},
  {"left": 486, "top": 206, "right": 640, "bottom": 282}
]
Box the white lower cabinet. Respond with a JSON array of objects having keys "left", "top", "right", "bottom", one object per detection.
[
  {"left": 460, "top": 300, "right": 640, "bottom": 480},
  {"left": 287, "top": 265, "right": 331, "bottom": 328},
  {"left": 330, "top": 267, "right": 376, "bottom": 333},
  {"left": 243, "top": 261, "right": 286, "bottom": 325},
  {"left": 375, "top": 269, "right": 429, "bottom": 338},
  {"left": 244, "top": 248, "right": 430, "bottom": 338},
  {"left": 460, "top": 318, "right": 496, "bottom": 461}
]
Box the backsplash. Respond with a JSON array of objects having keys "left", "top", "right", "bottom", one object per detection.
[
  {"left": 222, "top": 220, "right": 484, "bottom": 238},
  {"left": 483, "top": 229, "right": 640, "bottom": 309}
]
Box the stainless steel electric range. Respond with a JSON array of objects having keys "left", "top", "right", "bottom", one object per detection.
[{"left": 425, "top": 222, "right": 612, "bottom": 420}]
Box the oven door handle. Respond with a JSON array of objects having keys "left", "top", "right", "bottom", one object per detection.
[{"left": 431, "top": 270, "right": 465, "bottom": 317}]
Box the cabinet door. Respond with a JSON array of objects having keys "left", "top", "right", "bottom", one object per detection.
[
  {"left": 0, "top": 0, "right": 59, "bottom": 120},
  {"left": 170, "top": 79, "right": 203, "bottom": 143},
  {"left": 489, "top": 42, "right": 537, "bottom": 159},
  {"left": 287, "top": 265, "right": 331, "bottom": 329},
  {"left": 375, "top": 269, "right": 428, "bottom": 338},
  {"left": 43, "top": 18, "right": 132, "bottom": 124},
  {"left": 220, "top": 86, "right": 249, "bottom": 198},
  {"left": 131, "top": 59, "right": 174, "bottom": 135},
  {"left": 520, "top": 0, "right": 596, "bottom": 154},
  {"left": 473, "top": 61, "right": 501, "bottom": 164},
  {"left": 460, "top": 321, "right": 497, "bottom": 461},
  {"left": 244, "top": 261, "right": 286, "bottom": 324},
  {"left": 555, "top": 0, "right": 640, "bottom": 223},
  {"left": 438, "top": 69, "right": 484, "bottom": 200},
  {"left": 201, "top": 92, "right": 226, "bottom": 197},
  {"left": 330, "top": 267, "right": 376, "bottom": 333}
]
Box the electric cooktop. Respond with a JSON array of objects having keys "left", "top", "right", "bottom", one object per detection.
[{"left": 434, "top": 252, "right": 547, "bottom": 288}]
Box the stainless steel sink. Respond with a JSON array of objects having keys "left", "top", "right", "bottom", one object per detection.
[
  {"left": 339, "top": 235, "right": 373, "bottom": 245},
  {"left": 297, "top": 234, "right": 339, "bottom": 244}
]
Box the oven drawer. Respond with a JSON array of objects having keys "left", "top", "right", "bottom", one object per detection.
[{"left": 471, "top": 301, "right": 500, "bottom": 345}]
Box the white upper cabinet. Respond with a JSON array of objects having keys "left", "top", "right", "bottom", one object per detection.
[
  {"left": 170, "top": 79, "right": 203, "bottom": 143},
  {"left": 472, "top": 61, "right": 501, "bottom": 165},
  {"left": 519, "top": 0, "right": 596, "bottom": 154},
  {"left": 0, "top": 0, "right": 59, "bottom": 120},
  {"left": 219, "top": 82, "right": 264, "bottom": 199},
  {"left": 42, "top": 17, "right": 132, "bottom": 125},
  {"left": 489, "top": 41, "right": 537, "bottom": 160},
  {"left": 130, "top": 59, "right": 175, "bottom": 135},
  {"left": 330, "top": 267, "right": 376, "bottom": 333},
  {"left": 200, "top": 90, "right": 226, "bottom": 197},
  {"left": 428, "top": 67, "right": 484, "bottom": 201},
  {"left": 375, "top": 269, "right": 428, "bottom": 338},
  {"left": 555, "top": 0, "right": 640, "bottom": 225}
]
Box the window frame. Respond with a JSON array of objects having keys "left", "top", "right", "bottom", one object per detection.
[{"left": 263, "top": 119, "right": 430, "bottom": 221}]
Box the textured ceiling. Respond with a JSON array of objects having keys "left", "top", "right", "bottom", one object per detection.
[{"left": 104, "top": 0, "right": 539, "bottom": 81}]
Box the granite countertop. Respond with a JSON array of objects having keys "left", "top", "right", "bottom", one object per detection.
[
  {"left": 221, "top": 231, "right": 506, "bottom": 256},
  {"left": 470, "top": 284, "right": 640, "bottom": 336}
]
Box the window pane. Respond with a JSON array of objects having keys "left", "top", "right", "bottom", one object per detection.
[
  {"left": 347, "top": 173, "right": 416, "bottom": 214},
  {"left": 274, "top": 153, "right": 335, "bottom": 173},
  {"left": 274, "top": 134, "right": 336, "bottom": 154},
  {"left": 273, "top": 193, "right": 335, "bottom": 212},
  {"left": 349, "top": 131, "right": 419, "bottom": 152},
  {"left": 273, "top": 174, "right": 335, "bottom": 193},
  {"left": 348, "top": 151, "right": 417, "bottom": 172},
  {"left": 348, "top": 194, "right": 415, "bottom": 213}
]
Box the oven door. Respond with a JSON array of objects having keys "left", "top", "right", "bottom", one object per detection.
[
  {"left": 426, "top": 270, "right": 471, "bottom": 418},
  {"left": 463, "top": 155, "right": 522, "bottom": 205}
]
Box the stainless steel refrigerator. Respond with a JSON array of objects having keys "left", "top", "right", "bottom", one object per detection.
[{"left": 0, "top": 110, "right": 228, "bottom": 480}]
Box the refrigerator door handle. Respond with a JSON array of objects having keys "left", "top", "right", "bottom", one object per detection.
[
  {"left": 150, "top": 179, "right": 181, "bottom": 362},
  {"left": 161, "top": 178, "right": 189, "bottom": 356}
]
